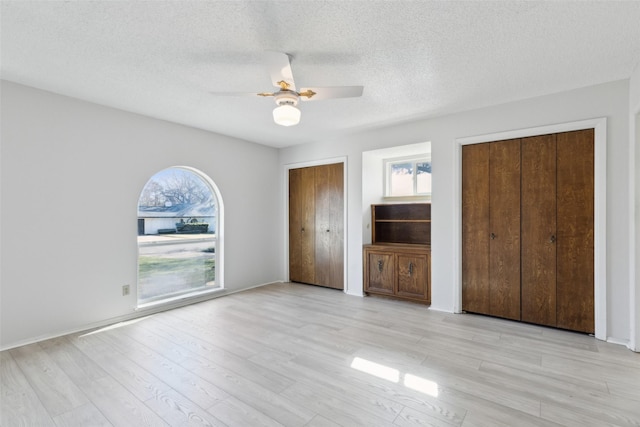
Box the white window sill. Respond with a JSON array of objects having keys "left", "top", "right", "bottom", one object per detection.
[{"left": 383, "top": 195, "right": 431, "bottom": 202}]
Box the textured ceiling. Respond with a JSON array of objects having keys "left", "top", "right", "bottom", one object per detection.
[{"left": 2, "top": 1, "right": 640, "bottom": 148}]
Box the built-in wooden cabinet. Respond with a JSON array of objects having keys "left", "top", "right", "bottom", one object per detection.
[
  {"left": 364, "top": 203, "right": 431, "bottom": 304},
  {"left": 289, "top": 163, "right": 344, "bottom": 289},
  {"left": 462, "top": 129, "right": 594, "bottom": 333}
]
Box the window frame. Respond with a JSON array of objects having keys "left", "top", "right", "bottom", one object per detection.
[
  {"left": 383, "top": 154, "right": 432, "bottom": 200},
  {"left": 136, "top": 166, "right": 224, "bottom": 309}
]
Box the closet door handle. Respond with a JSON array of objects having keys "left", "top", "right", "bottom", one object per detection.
[
  {"left": 409, "top": 262, "right": 414, "bottom": 276},
  {"left": 377, "top": 260, "right": 384, "bottom": 272},
  {"left": 550, "top": 235, "right": 556, "bottom": 243},
  {"left": 301, "top": 227, "right": 305, "bottom": 233},
  {"left": 490, "top": 232, "right": 496, "bottom": 240}
]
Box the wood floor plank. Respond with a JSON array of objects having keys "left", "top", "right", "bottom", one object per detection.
[
  {"left": 143, "top": 388, "right": 227, "bottom": 427},
  {"left": 52, "top": 402, "right": 112, "bottom": 427},
  {"left": 113, "top": 320, "right": 314, "bottom": 426},
  {"left": 131, "top": 320, "right": 296, "bottom": 394},
  {"left": 250, "top": 348, "right": 467, "bottom": 426},
  {"left": 107, "top": 332, "right": 230, "bottom": 410},
  {"left": 393, "top": 405, "right": 459, "bottom": 426},
  {"left": 152, "top": 308, "right": 264, "bottom": 359},
  {"left": 80, "top": 376, "right": 169, "bottom": 426},
  {"left": 9, "top": 343, "right": 89, "bottom": 417},
  {"left": 1, "top": 390, "right": 56, "bottom": 426},
  {"left": 416, "top": 332, "right": 542, "bottom": 372},
  {"left": 540, "top": 401, "right": 624, "bottom": 427},
  {"left": 75, "top": 337, "right": 173, "bottom": 402},
  {"left": 38, "top": 336, "right": 108, "bottom": 390},
  {"left": 280, "top": 380, "right": 395, "bottom": 426},
  {"left": 542, "top": 353, "right": 640, "bottom": 386},
  {"left": 208, "top": 396, "right": 285, "bottom": 427},
  {"left": 479, "top": 359, "right": 610, "bottom": 398},
  {"left": 1, "top": 349, "right": 32, "bottom": 396},
  {"left": 461, "top": 406, "right": 564, "bottom": 427},
  {"left": 303, "top": 414, "right": 342, "bottom": 427},
  {"left": 2, "top": 282, "right": 639, "bottom": 427}
]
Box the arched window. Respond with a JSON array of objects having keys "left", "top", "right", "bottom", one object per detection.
[{"left": 137, "top": 166, "right": 223, "bottom": 307}]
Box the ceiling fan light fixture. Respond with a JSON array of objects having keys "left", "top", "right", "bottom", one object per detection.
[{"left": 273, "top": 102, "right": 301, "bottom": 126}]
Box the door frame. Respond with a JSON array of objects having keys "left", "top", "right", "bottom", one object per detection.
[
  {"left": 454, "top": 118, "right": 607, "bottom": 340},
  {"left": 284, "top": 157, "right": 348, "bottom": 292}
]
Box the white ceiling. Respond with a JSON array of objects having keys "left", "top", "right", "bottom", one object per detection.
[{"left": 2, "top": 1, "right": 640, "bottom": 148}]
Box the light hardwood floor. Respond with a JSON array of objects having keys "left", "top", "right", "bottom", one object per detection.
[{"left": 2, "top": 282, "right": 639, "bottom": 426}]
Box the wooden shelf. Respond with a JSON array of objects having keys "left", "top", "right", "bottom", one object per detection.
[{"left": 372, "top": 203, "right": 430, "bottom": 245}]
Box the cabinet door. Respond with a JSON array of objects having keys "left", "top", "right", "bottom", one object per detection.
[
  {"left": 365, "top": 251, "right": 395, "bottom": 295},
  {"left": 556, "top": 129, "right": 594, "bottom": 333},
  {"left": 521, "top": 134, "right": 557, "bottom": 326},
  {"left": 396, "top": 253, "right": 428, "bottom": 300},
  {"left": 489, "top": 139, "right": 521, "bottom": 320},
  {"left": 462, "top": 143, "right": 491, "bottom": 314},
  {"left": 289, "top": 167, "right": 316, "bottom": 284},
  {"left": 315, "top": 163, "right": 344, "bottom": 289}
]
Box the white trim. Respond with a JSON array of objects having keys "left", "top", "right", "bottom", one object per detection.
[
  {"left": 631, "top": 109, "right": 640, "bottom": 352},
  {"left": 608, "top": 337, "right": 630, "bottom": 347},
  {"left": 283, "top": 157, "right": 349, "bottom": 293},
  {"left": 454, "top": 118, "right": 607, "bottom": 341}
]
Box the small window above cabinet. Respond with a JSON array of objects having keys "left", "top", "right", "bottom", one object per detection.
[
  {"left": 384, "top": 156, "right": 432, "bottom": 199},
  {"left": 372, "top": 203, "right": 431, "bottom": 245}
]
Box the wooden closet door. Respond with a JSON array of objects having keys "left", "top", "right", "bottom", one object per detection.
[
  {"left": 556, "top": 129, "right": 594, "bottom": 333},
  {"left": 289, "top": 167, "right": 316, "bottom": 284},
  {"left": 521, "top": 134, "right": 557, "bottom": 326},
  {"left": 462, "top": 143, "right": 491, "bottom": 314},
  {"left": 489, "top": 139, "right": 521, "bottom": 320},
  {"left": 315, "top": 163, "right": 344, "bottom": 289}
]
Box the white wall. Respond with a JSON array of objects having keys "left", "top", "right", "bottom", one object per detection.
[
  {"left": 630, "top": 61, "right": 640, "bottom": 351},
  {"left": 279, "top": 79, "right": 633, "bottom": 344},
  {"left": 0, "top": 81, "right": 283, "bottom": 350}
]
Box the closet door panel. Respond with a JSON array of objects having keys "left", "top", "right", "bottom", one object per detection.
[
  {"left": 289, "top": 167, "right": 316, "bottom": 284},
  {"left": 315, "top": 163, "right": 344, "bottom": 289},
  {"left": 462, "top": 144, "right": 490, "bottom": 314},
  {"left": 556, "top": 129, "right": 594, "bottom": 333},
  {"left": 489, "top": 139, "right": 521, "bottom": 320},
  {"left": 521, "top": 134, "right": 557, "bottom": 326}
]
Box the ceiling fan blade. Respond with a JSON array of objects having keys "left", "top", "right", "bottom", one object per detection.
[
  {"left": 265, "top": 51, "right": 296, "bottom": 91},
  {"left": 210, "top": 91, "right": 274, "bottom": 97},
  {"left": 299, "top": 86, "right": 364, "bottom": 101}
]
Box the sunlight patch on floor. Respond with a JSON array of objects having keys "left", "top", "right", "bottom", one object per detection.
[{"left": 351, "top": 357, "right": 439, "bottom": 397}]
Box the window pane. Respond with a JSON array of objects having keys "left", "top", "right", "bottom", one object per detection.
[
  {"left": 137, "top": 167, "right": 219, "bottom": 305},
  {"left": 416, "top": 161, "right": 432, "bottom": 194},
  {"left": 390, "top": 162, "right": 414, "bottom": 196}
]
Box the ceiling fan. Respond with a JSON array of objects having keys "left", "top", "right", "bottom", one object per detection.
[{"left": 212, "top": 51, "right": 364, "bottom": 127}]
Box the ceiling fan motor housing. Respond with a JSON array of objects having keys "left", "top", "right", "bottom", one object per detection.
[{"left": 274, "top": 90, "right": 299, "bottom": 107}]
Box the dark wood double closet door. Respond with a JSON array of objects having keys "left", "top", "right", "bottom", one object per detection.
[
  {"left": 462, "top": 129, "right": 594, "bottom": 333},
  {"left": 289, "top": 163, "right": 344, "bottom": 289}
]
